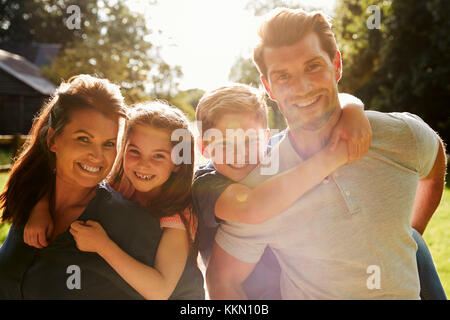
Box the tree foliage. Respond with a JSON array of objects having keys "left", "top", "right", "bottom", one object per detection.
[
  {"left": 245, "top": 0, "right": 320, "bottom": 16},
  {"left": 229, "top": 56, "right": 261, "bottom": 88},
  {"left": 0, "top": 0, "right": 182, "bottom": 105},
  {"left": 230, "top": 0, "right": 450, "bottom": 142},
  {"left": 0, "top": 0, "right": 84, "bottom": 44},
  {"left": 170, "top": 88, "right": 205, "bottom": 120},
  {"left": 335, "top": 0, "right": 450, "bottom": 144}
]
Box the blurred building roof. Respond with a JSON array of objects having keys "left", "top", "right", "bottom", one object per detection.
[
  {"left": 0, "top": 43, "right": 61, "bottom": 68},
  {"left": 0, "top": 48, "right": 56, "bottom": 95}
]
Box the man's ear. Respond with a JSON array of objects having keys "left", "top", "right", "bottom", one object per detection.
[
  {"left": 261, "top": 75, "right": 275, "bottom": 101},
  {"left": 333, "top": 50, "right": 342, "bottom": 82},
  {"left": 47, "top": 127, "right": 56, "bottom": 152}
]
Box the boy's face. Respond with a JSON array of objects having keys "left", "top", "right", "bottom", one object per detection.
[
  {"left": 261, "top": 32, "right": 341, "bottom": 131},
  {"left": 202, "top": 112, "right": 268, "bottom": 182}
]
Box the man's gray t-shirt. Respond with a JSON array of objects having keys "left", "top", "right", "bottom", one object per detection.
[{"left": 215, "top": 111, "right": 440, "bottom": 299}]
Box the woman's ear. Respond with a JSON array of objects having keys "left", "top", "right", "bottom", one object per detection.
[{"left": 47, "top": 127, "right": 56, "bottom": 152}]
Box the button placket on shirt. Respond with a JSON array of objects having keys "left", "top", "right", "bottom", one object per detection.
[{"left": 330, "top": 172, "right": 361, "bottom": 215}]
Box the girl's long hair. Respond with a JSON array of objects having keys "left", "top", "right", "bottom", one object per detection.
[
  {"left": 110, "top": 101, "right": 196, "bottom": 243},
  {"left": 0, "top": 75, "right": 127, "bottom": 228}
]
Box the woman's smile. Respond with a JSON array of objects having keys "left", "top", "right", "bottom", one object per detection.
[{"left": 77, "top": 162, "right": 102, "bottom": 174}]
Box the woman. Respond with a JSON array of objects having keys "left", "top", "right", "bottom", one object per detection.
[{"left": 0, "top": 75, "right": 204, "bottom": 299}]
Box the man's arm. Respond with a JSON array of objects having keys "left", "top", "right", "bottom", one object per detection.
[
  {"left": 206, "top": 242, "right": 257, "bottom": 300},
  {"left": 400, "top": 113, "right": 446, "bottom": 235},
  {"left": 412, "top": 139, "right": 447, "bottom": 234},
  {"left": 411, "top": 138, "right": 447, "bottom": 235}
]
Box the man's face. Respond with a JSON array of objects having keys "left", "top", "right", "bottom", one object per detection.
[{"left": 262, "top": 32, "right": 341, "bottom": 131}]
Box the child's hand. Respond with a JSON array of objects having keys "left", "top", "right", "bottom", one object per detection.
[
  {"left": 110, "top": 175, "right": 135, "bottom": 200},
  {"left": 326, "top": 138, "right": 349, "bottom": 167},
  {"left": 24, "top": 200, "right": 54, "bottom": 249},
  {"left": 69, "top": 220, "right": 110, "bottom": 253},
  {"left": 329, "top": 105, "right": 372, "bottom": 162}
]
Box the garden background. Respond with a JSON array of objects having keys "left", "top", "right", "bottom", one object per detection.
[{"left": 0, "top": 0, "right": 449, "bottom": 296}]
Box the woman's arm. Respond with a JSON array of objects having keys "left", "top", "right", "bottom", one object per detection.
[
  {"left": 215, "top": 140, "right": 348, "bottom": 224},
  {"left": 70, "top": 220, "right": 189, "bottom": 300}
]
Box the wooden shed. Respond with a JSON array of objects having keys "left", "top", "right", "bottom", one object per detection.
[{"left": 0, "top": 48, "right": 56, "bottom": 134}]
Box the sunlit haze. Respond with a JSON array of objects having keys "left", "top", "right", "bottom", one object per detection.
[{"left": 127, "top": 0, "right": 336, "bottom": 92}]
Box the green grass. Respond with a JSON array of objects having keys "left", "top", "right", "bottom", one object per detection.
[
  {"left": 0, "top": 146, "right": 13, "bottom": 166},
  {"left": 423, "top": 188, "right": 450, "bottom": 297},
  {"left": 0, "top": 172, "right": 10, "bottom": 244},
  {"left": 0, "top": 170, "right": 448, "bottom": 297},
  {"left": 0, "top": 171, "right": 7, "bottom": 186},
  {"left": 0, "top": 172, "right": 10, "bottom": 243}
]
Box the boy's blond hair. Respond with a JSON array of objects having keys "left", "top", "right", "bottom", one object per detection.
[
  {"left": 196, "top": 83, "right": 268, "bottom": 135},
  {"left": 253, "top": 8, "right": 338, "bottom": 79}
]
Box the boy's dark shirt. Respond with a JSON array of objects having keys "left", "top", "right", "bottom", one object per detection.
[
  {"left": 192, "top": 135, "right": 284, "bottom": 299},
  {"left": 192, "top": 162, "right": 231, "bottom": 265}
]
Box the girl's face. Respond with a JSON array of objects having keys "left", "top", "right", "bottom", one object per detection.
[
  {"left": 123, "top": 125, "right": 178, "bottom": 195},
  {"left": 50, "top": 108, "right": 119, "bottom": 188}
]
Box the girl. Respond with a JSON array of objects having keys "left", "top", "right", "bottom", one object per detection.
[{"left": 68, "top": 102, "right": 200, "bottom": 300}]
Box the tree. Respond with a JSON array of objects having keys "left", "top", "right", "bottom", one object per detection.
[
  {"left": 0, "top": 0, "right": 83, "bottom": 44},
  {"left": 229, "top": 56, "right": 261, "bottom": 88},
  {"left": 170, "top": 88, "right": 205, "bottom": 121},
  {"left": 245, "top": 0, "right": 321, "bottom": 16},
  {"left": 0, "top": 0, "right": 182, "bottom": 104},
  {"left": 334, "top": 0, "right": 450, "bottom": 144}
]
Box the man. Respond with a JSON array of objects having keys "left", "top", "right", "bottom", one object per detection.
[{"left": 206, "top": 8, "right": 447, "bottom": 299}]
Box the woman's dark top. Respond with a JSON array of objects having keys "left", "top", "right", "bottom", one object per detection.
[{"left": 0, "top": 181, "right": 204, "bottom": 300}]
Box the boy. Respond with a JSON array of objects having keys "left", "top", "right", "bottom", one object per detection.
[{"left": 192, "top": 83, "right": 370, "bottom": 299}]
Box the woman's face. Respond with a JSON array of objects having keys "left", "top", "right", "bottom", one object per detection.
[
  {"left": 123, "top": 125, "right": 178, "bottom": 195},
  {"left": 49, "top": 108, "right": 119, "bottom": 188}
]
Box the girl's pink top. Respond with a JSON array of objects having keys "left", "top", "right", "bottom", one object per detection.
[{"left": 160, "top": 207, "right": 197, "bottom": 240}]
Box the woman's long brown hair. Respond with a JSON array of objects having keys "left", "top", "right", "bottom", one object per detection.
[
  {"left": 0, "top": 75, "right": 127, "bottom": 228},
  {"left": 110, "top": 101, "right": 196, "bottom": 243}
]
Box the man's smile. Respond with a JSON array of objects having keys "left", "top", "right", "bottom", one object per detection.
[{"left": 292, "top": 94, "right": 323, "bottom": 110}]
